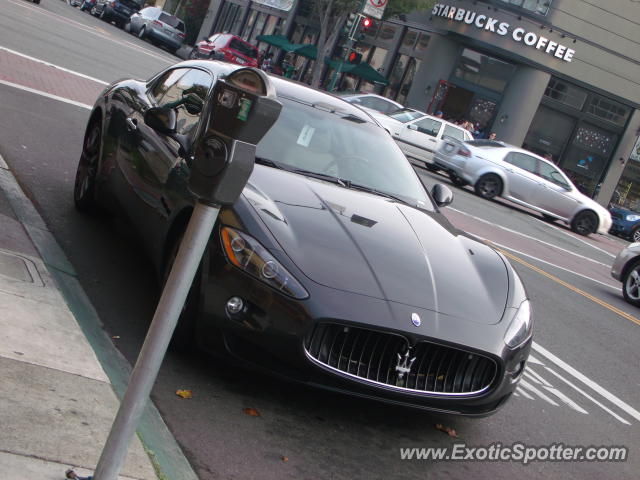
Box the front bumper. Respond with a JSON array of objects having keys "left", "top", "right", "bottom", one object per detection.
[
  {"left": 195, "top": 242, "right": 530, "bottom": 416},
  {"left": 611, "top": 244, "right": 640, "bottom": 280}
]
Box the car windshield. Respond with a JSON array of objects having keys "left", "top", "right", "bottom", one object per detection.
[
  {"left": 229, "top": 38, "right": 258, "bottom": 58},
  {"left": 388, "top": 108, "right": 424, "bottom": 123},
  {"left": 256, "top": 97, "right": 434, "bottom": 211}
]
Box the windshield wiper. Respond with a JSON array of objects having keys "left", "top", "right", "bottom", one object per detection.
[
  {"left": 255, "top": 157, "right": 284, "bottom": 169},
  {"left": 344, "top": 182, "right": 414, "bottom": 206},
  {"left": 290, "top": 168, "right": 350, "bottom": 187}
]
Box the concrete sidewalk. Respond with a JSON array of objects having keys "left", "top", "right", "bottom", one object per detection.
[{"left": 0, "top": 155, "right": 198, "bottom": 479}]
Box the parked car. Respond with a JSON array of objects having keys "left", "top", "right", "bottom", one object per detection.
[
  {"left": 611, "top": 243, "right": 640, "bottom": 306},
  {"left": 339, "top": 93, "right": 403, "bottom": 115},
  {"left": 69, "top": 0, "right": 83, "bottom": 7},
  {"left": 369, "top": 108, "right": 474, "bottom": 168},
  {"left": 129, "top": 7, "right": 186, "bottom": 53},
  {"left": 608, "top": 206, "right": 640, "bottom": 242},
  {"left": 91, "top": 0, "right": 143, "bottom": 28},
  {"left": 190, "top": 33, "right": 259, "bottom": 67},
  {"left": 73, "top": 60, "right": 532, "bottom": 415},
  {"left": 436, "top": 139, "right": 613, "bottom": 236}
]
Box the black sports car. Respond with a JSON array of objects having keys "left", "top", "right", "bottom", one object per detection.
[{"left": 74, "top": 60, "right": 532, "bottom": 415}]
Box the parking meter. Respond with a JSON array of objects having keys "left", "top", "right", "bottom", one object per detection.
[
  {"left": 93, "top": 68, "right": 281, "bottom": 480},
  {"left": 189, "top": 68, "right": 282, "bottom": 206}
]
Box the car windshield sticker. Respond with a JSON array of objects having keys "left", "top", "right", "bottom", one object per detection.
[{"left": 297, "top": 125, "right": 315, "bottom": 147}]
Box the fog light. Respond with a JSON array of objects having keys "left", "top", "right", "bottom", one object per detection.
[
  {"left": 512, "top": 360, "right": 526, "bottom": 380},
  {"left": 226, "top": 296, "right": 244, "bottom": 314}
]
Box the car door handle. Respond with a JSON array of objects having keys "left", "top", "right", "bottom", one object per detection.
[{"left": 126, "top": 118, "right": 137, "bottom": 132}]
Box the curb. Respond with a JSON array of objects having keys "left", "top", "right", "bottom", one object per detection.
[{"left": 0, "top": 154, "right": 198, "bottom": 480}]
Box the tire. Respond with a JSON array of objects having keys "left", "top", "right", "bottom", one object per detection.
[
  {"left": 622, "top": 259, "right": 640, "bottom": 307},
  {"left": 138, "top": 25, "right": 146, "bottom": 39},
  {"left": 189, "top": 49, "right": 199, "bottom": 59},
  {"left": 570, "top": 210, "right": 598, "bottom": 236},
  {"left": 449, "top": 172, "right": 468, "bottom": 187},
  {"left": 99, "top": 8, "right": 108, "bottom": 21},
  {"left": 74, "top": 120, "right": 102, "bottom": 214},
  {"left": 474, "top": 173, "right": 503, "bottom": 199},
  {"left": 162, "top": 232, "right": 199, "bottom": 351},
  {"left": 630, "top": 226, "right": 640, "bottom": 243}
]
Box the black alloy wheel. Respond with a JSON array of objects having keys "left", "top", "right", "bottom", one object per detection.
[
  {"left": 570, "top": 210, "right": 598, "bottom": 236},
  {"left": 622, "top": 259, "right": 640, "bottom": 307},
  {"left": 74, "top": 120, "right": 101, "bottom": 213},
  {"left": 475, "top": 173, "right": 502, "bottom": 199},
  {"left": 631, "top": 226, "right": 640, "bottom": 243}
]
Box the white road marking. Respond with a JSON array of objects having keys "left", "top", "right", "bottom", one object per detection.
[
  {"left": 0, "top": 79, "right": 92, "bottom": 110},
  {"left": 0, "top": 46, "right": 109, "bottom": 85},
  {"left": 526, "top": 354, "right": 545, "bottom": 365},
  {"left": 515, "top": 387, "right": 534, "bottom": 399},
  {"left": 4, "top": 0, "right": 176, "bottom": 64},
  {"left": 543, "top": 365, "right": 631, "bottom": 425},
  {"left": 450, "top": 207, "right": 610, "bottom": 267},
  {"left": 532, "top": 216, "right": 617, "bottom": 258},
  {"left": 523, "top": 368, "right": 552, "bottom": 387},
  {"left": 533, "top": 342, "right": 640, "bottom": 422},
  {"left": 519, "top": 378, "right": 560, "bottom": 406},
  {"left": 524, "top": 370, "right": 588, "bottom": 414},
  {"left": 481, "top": 238, "right": 619, "bottom": 291}
]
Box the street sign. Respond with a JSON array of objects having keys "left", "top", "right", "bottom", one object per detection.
[{"left": 362, "top": 0, "right": 387, "bottom": 20}]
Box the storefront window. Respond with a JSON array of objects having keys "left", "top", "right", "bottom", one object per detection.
[
  {"left": 497, "top": 0, "right": 551, "bottom": 15},
  {"left": 453, "top": 48, "right": 514, "bottom": 93},
  {"left": 544, "top": 78, "right": 587, "bottom": 110},
  {"left": 402, "top": 29, "right": 418, "bottom": 49},
  {"left": 249, "top": 12, "right": 268, "bottom": 45},
  {"left": 611, "top": 138, "right": 640, "bottom": 209},
  {"left": 416, "top": 33, "right": 430, "bottom": 52},
  {"left": 377, "top": 23, "right": 396, "bottom": 41},
  {"left": 241, "top": 9, "right": 257, "bottom": 40},
  {"left": 358, "top": 47, "right": 387, "bottom": 92},
  {"left": 587, "top": 95, "right": 631, "bottom": 127}
]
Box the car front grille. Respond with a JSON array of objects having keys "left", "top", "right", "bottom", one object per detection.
[{"left": 305, "top": 323, "right": 497, "bottom": 396}]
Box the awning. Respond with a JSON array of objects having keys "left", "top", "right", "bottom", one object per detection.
[
  {"left": 325, "top": 59, "right": 388, "bottom": 85},
  {"left": 256, "top": 34, "right": 318, "bottom": 59}
]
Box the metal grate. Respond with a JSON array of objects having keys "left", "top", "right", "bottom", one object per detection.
[{"left": 306, "top": 324, "right": 497, "bottom": 396}]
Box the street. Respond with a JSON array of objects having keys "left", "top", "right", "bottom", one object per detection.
[{"left": 0, "top": 1, "right": 638, "bottom": 479}]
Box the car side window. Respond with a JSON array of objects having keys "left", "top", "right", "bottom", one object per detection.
[
  {"left": 538, "top": 160, "right": 571, "bottom": 189},
  {"left": 150, "top": 68, "right": 213, "bottom": 138},
  {"left": 413, "top": 117, "right": 442, "bottom": 137},
  {"left": 504, "top": 152, "right": 537, "bottom": 173},
  {"left": 443, "top": 125, "right": 465, "bottom": 141}
]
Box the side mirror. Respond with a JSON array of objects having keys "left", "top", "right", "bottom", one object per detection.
[
  {"left": 408, "top": 124, "right": 418, "bottom": 131},
  {"left": 431, "top": 183, "right": 453, "bottom": 207},
  {"left": 144, "top": 107, "right": 177, "bottom": 135}
]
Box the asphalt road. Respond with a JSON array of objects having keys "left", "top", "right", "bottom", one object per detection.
[{"left": 0, "top": 1, "right": 638, "bottom": 479}]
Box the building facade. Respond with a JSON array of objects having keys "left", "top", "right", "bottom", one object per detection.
[{"left": 198, "top": 0, "right": 640, "bottom": 208}]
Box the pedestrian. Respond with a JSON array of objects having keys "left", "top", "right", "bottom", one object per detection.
[
  {"left": 434, "top": 110, "right": 443, "bottom": 118},
  {"left": 543, "top": 152, "right": 554, "bottom": 161},
  {"left": 261, "top": 52, "right": 273, "bottom": 72},
  {"left": 488, "top": 132, "right": 497, "bottom": 140}
]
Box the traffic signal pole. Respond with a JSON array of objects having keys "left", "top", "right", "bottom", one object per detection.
[{"left": 328, "top": 37, "right": 354, "bottom": 92}]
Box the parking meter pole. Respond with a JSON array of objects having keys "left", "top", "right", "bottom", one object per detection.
[
  {"left": 329, "top": 38, "right": 354, "bottom": 92},
  {"left": 93, "top": 201, "right": 220, "bottom": 480}
]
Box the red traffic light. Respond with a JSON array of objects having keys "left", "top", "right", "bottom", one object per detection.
[
  {"left": 347, "top": 51, "right": 363, "bottom": 64},
  {"left": 362, "top": 17, "right": 372, "bottom": 28}
]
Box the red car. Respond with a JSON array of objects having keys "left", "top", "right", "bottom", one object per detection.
[{"left": 190, "top": 33, "right": 259, "bottom": 67}]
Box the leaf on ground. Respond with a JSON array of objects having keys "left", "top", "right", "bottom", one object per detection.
[
  {"left": 175, "top": 389, "right": 193, "bottom": 399},
  {"left": 435, "top": 423, "right": 458, "bottom": 438},
  {"left": 243, "top": 407, "right": 261, "bottom": 417},
  {"left": 281, "top": 456, "right": 289, "bottom": 462},
  {"left": 112, "top": 336, "right": 120, "bottom": 339}
]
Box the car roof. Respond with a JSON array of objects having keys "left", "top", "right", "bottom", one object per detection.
[{"left": 175, "top": 60, "right": 375, "bottom": 123}]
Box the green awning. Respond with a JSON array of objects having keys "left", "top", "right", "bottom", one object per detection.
[
  {"left": 325, "top": 59, "right": 388, "bottom": 85},
  {"left": 255, "top": 34, "right": 290, "bottom": 49}
]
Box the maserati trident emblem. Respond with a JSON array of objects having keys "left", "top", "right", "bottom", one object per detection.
[
  {"left": 411, "top": 312, "right": 421, "bottom": 327},
  {"left": 395, "top": 349, "right": 416, "bottom": 386}
]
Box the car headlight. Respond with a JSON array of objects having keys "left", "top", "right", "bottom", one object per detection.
[
  {"left": 626, "top": 214, "right": 640, "bottom": 222},
  {"left": 504, "top": 300, "right": 532, "bottom": 348},
  {"left": 221, "top": 227, "right": 308, "bottom": 299}
]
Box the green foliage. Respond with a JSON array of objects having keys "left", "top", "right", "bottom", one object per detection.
[{"left": 384, "top": 0, "right": 437, "bottom": 19}]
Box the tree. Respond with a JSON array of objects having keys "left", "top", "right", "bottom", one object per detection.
[{"left": 307, "top": 0, "right": 436, "bottom": 89}]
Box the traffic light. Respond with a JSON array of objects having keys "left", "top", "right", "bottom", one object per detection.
[
  {"left": 344, "top": 13, "right": 358, "bottom": 37},
  {"left": 361, "top": 17, "right": 373, "bottom": 30},
  {"left": 347, "top": 51, "right": 363, "bottom": 64},
  {"left": 357, "top": 16, "right": 373, "bottom": 40}
]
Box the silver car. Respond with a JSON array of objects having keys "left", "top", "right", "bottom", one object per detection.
[
  {"left": 339, "top": 93, "right": 403, "bottom": 115},
  {"left": 129, "top": 7, "right": 185, "bottom": 54},
  {"left": 435, "top": 139, "right": 612, "bottom": 236},
  {"left": 611, "top": 243, "right": 640, "bottom": 306}
]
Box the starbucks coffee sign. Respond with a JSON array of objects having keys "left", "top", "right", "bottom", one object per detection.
[{"left": 431, "top": 3, "right": 576, "bottom": 62}]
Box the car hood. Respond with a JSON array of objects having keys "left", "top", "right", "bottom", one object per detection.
[{"left": 242, "top": 166, "right": 509, "bottom": 325}]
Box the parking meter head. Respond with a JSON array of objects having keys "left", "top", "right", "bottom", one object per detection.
[{"left": 190, "top": 68, "right": 282, "bottom": 206}]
